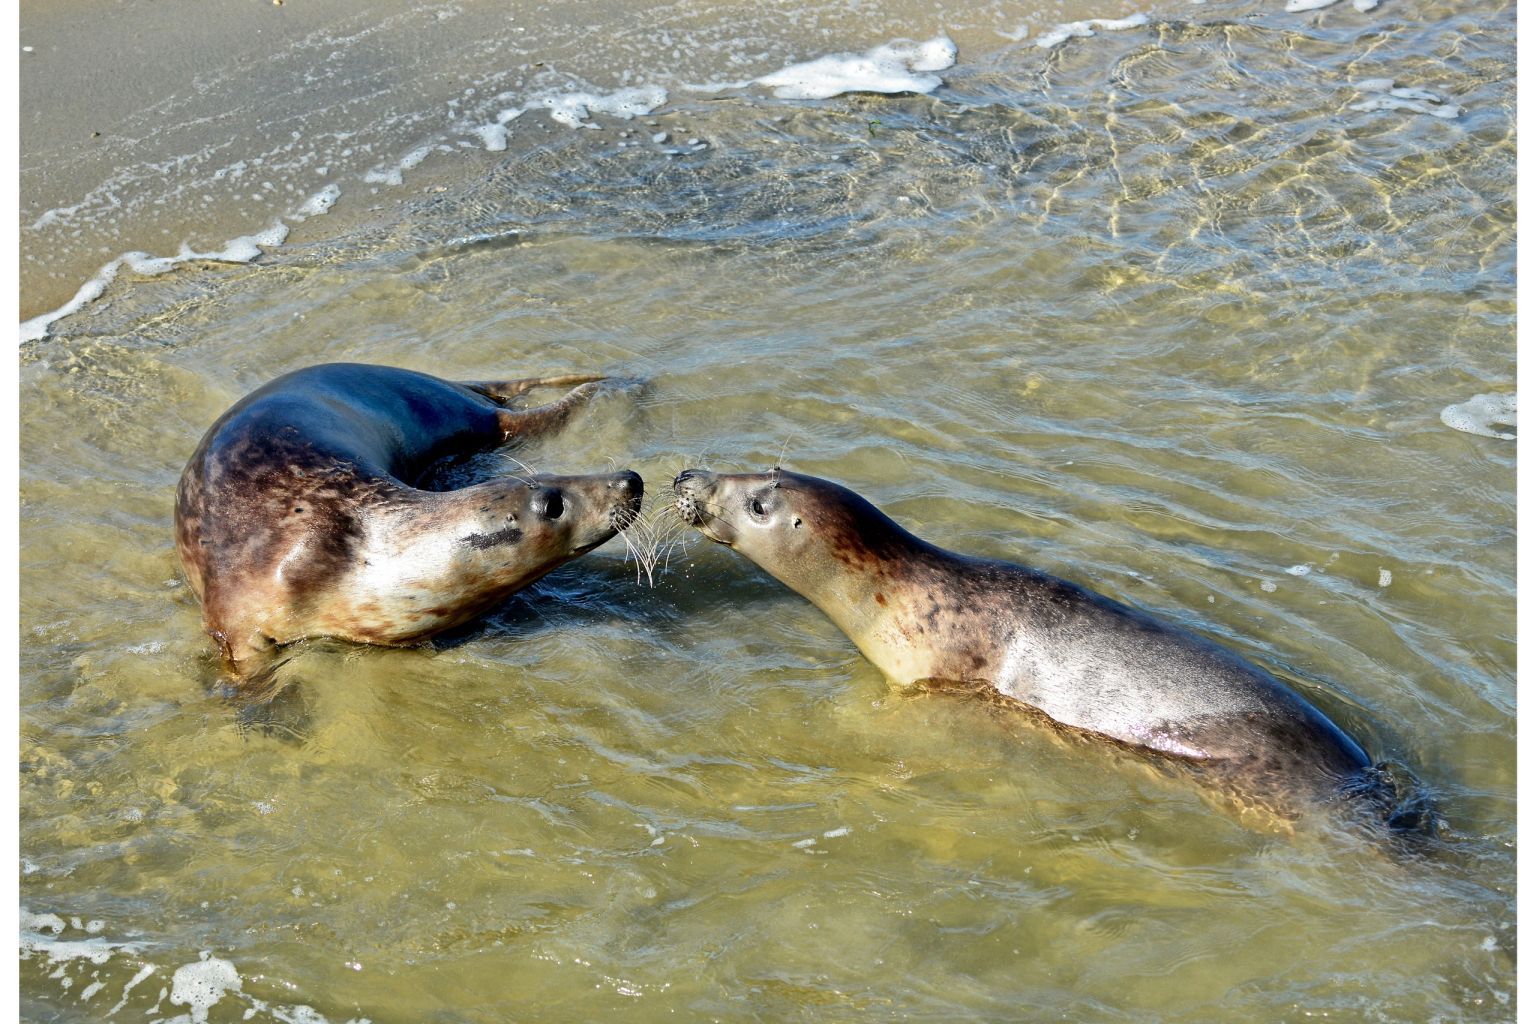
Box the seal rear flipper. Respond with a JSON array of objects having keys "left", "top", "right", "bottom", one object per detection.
[
  {"left": 494, "top": 379, "right": 610, "bottom": 442},
  {"left": 1337, "top": 760, "right": 1444, "bottom": 838},
  {"left": 462, "top": 373, "right": 608, "bottom": 404}
]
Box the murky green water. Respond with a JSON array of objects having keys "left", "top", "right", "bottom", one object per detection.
[{"left": 20, "top": 0, "right": 1515, "bottom": 1020}]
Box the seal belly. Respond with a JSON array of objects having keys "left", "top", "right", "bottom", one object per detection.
[{"left": 971, "top": 567, "right": 1371, "bottom": 775}]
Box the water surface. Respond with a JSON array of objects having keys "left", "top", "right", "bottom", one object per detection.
[{"left": 19, "top": 0, "right": 1516, "bottom": 1020}]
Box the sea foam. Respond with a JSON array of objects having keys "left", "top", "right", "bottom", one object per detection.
[
  {"left": 19, "top": 222, "right": 291, "bottom": 344},
  {"left": 1350, "top": 78, "right": 1461, "bottom": 118},
  {"left": 22, "top": 911, "right": 369, "bottom": 1023},
  {"left": 1440, "top": 392, "right": 1515, "bottom": 440},
  {"left": 1035, "top": 14, "right": 1148, "bottom": 49},
  {"left": 753, "top": 36, "right": 957, "bottom": 99}
]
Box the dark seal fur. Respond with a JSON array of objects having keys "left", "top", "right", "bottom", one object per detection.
[
  {"left": 674, "top": 468, "right": 1428, "bottom": 833},
  {"left": 175, "top": 362, "right": 642, "bottom": 688}
]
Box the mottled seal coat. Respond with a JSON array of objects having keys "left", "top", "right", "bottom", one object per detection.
[
  {"left": 674, "top": 468, "right": 1420, "bottom": 830},
  {"left": 175, "top": 362, "right": 643, "bottom": 688}
]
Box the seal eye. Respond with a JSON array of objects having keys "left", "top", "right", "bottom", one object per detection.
[
  {"left": 750, "top": 498, "right": 766, "bottom": 518},
  {"left": 538, "top": 490, "right": 565, "bottom": 520}
]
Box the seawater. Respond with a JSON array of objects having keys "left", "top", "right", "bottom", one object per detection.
[{"left": 19, "top": 0, "right": 1516, "bottom": 1020}]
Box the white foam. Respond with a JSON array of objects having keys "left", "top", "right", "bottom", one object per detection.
[
  {"left": 471, "top": 122, "right": 512, "bottom": 152},
  {"left": 106, "top": 964, "right": 157, "bottom": 1017},
  {"left": 1378, "top": 569, "right": 1392, "bottom": 587},
  {"left": 531, "top": 84, "right": 670, "bottom": 129},
  {"left": 754, "top": 36, "right": 957, "bottom": 100},
  {"left": 20, "top": 222, "right": 289, "bottom": 344},
  {"left": 1351, "top": 79, "right": 1461, "bottom": 119},
  {"left": 293, "top": 184, "right": 342, "bottom": 219},
  {"left": 1035, "top": 14, "right": 1149, "bottom": 50},
  {"left": 364, "top": 143, "right": 440, "bottom": 186},
  {"left": 1440, "top": 392, "right": 1516, "bottom": 440},
  {"left": 464, "top": 83, "right": 667, "bottom": 149},
  {"left": 168, "top": 952, "right": 242, "bottom": 1024},
  {"left": 20, "top": 908, "right": 140, "bottom": 969},
  {"left": 1286, "top": 0, "right": 1383, "bottom": 10}
]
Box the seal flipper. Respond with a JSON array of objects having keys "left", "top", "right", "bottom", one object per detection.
[
  {"left": 461, "top": 373, "right": 608, "bottom": 404},
  {"left": 1337, "top": 760, "right": 1443, "bottom": 838},
  {"left": 494, "top": 380, "right": 608, "bottom": 442}
]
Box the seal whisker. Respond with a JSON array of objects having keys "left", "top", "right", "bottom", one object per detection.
[
  {"left": 488, "top": 453, "right": 541, "bottom": 488},
  {"left": 616, "top": 520, "right": 657, "bottom": 588},
  {"left": 770, "top": 433, "right": 798, "bottom": 487},
  {"left": 612, "top": 491, "right": 688, "bottom": 588}
]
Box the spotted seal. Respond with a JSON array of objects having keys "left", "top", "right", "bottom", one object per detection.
[
  {"left": 673, "top": 467, "right": 1425, "bottom": 831},
  {"left": 175, "top": 362, "right": 642, "bottom": 688}
]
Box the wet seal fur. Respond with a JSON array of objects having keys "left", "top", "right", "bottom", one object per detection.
[
  {"left": 674, "top": 468, "right": 1431, "bottom": 833},
  {"left": 175, "top": 362, "right": 643, "bottom": 690}
]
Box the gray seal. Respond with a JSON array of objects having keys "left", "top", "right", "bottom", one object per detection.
[
  {"left": 175, "top": 362, "right": 642, "bottom": 689},
  {"left": 674, "top": 467, "right": 1424, "bottom": 831}
]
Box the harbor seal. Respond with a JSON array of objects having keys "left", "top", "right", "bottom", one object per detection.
[
  {"left": 175, "top": 362, "right": 643, "bottom": 689},
  {"left": 673, "top": 467, "right": 1424, "bottom": 831}
]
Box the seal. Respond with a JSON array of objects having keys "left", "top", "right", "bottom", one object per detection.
[
  {"left": 175, "top": 362, "right": 643, "bottom": 689},
  {"left": 673, "top": 467, "right": 1424, "bottom": 831}
]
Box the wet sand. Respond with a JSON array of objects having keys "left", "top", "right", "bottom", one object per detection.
[{"left": 20, "top": 0, "right": 1141, "bottom": 324}]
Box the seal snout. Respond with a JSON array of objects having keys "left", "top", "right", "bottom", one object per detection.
[
  {"left": 672, "top": 469, "right": 712, "bottom": 526},
  {"left": 609, "top": 469, "right": 644, "bottom": 530}
]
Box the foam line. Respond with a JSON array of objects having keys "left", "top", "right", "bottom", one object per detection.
[
  {"left": 1035, "top": 14, "right": 1148, "bottom": 50},
  {"left": 19, "top": 223, "right": 292, "bottom": 344},
  {"left": 753, "top": 36, "right": 957, "bottom": 100},
  {"left": 1440, "top": 392, "right": 1515, "bottom": 440}
]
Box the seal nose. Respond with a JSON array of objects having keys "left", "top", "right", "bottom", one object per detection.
[
  {"left": 674, "top": 469, "right": 699, "bottom": 488},
  {"left": 610, "top": 470, "right": 643, "bottom": 497}
]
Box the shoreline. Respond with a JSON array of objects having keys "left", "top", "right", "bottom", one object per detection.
[{"left": 19, "top": 0, "right": 1153, "bottom": 334}]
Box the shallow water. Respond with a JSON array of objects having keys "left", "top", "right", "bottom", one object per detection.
[{"left": 19, "top": 0, "right": 1516, "bottom": 1020}]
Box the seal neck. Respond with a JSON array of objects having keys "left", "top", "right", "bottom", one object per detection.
[{"left": 797, "top": 526, "right": 957, "bottom": 648}]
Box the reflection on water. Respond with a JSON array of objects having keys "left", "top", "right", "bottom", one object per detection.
[{"left": 20, "top": 0, "right": 1514, "bottom": 1020}]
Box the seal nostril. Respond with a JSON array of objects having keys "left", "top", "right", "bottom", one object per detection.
[
  {"left": 674, "top": 470, "right": 697, "bottom": 486},
  {"left": 615, "top": 470, "right": 643, "bottom": 494}
]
